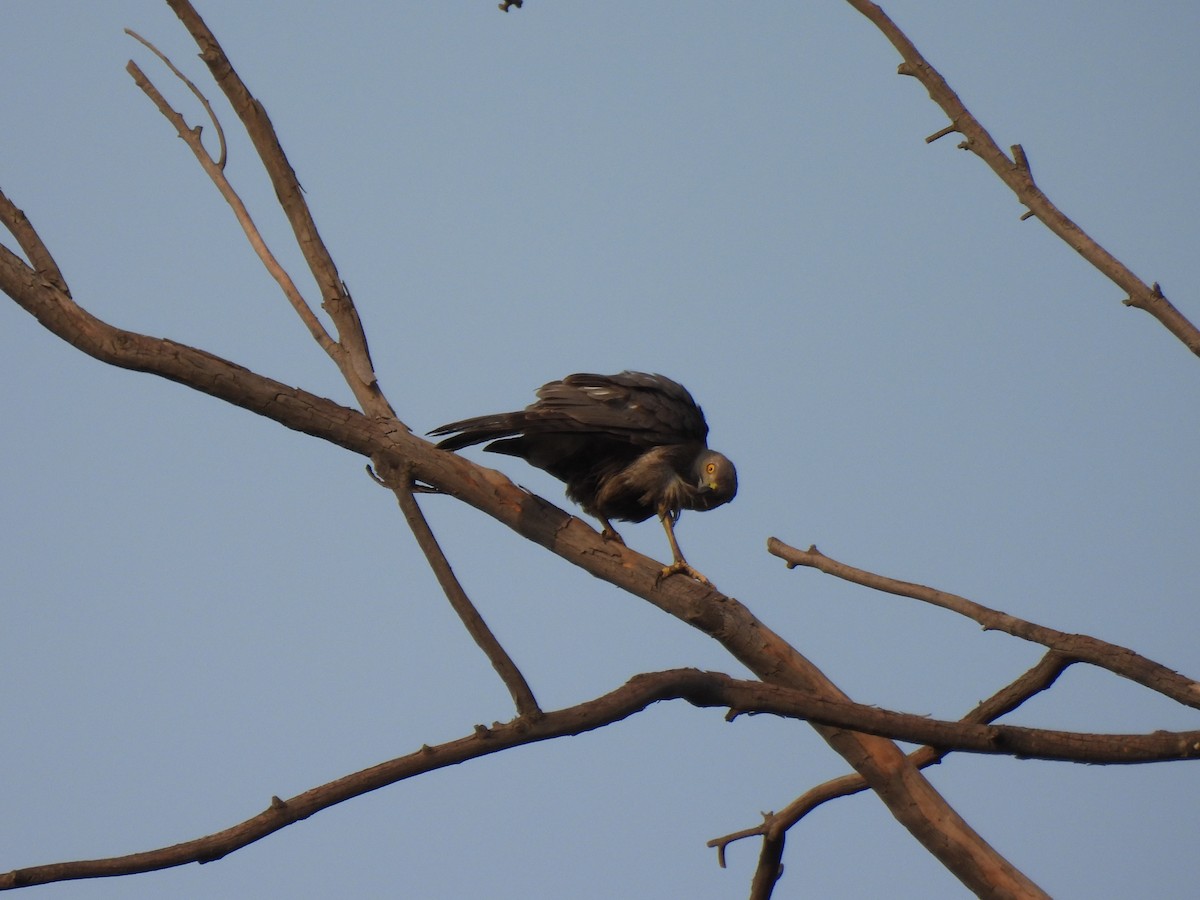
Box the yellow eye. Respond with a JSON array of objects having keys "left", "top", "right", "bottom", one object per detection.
[{"left": 705, "top": 462, "right": 716, "bottom": 474}]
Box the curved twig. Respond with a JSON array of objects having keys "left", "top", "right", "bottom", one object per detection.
[
  {"left": 125, "top": 28, "right": 227, "bottom": 169},
  {"left": 769, "top": 539, "right": 1200, "bottom": 710}
]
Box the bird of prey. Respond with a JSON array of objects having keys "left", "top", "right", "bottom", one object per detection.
[{"left": 430, "top": 371, "right": 738, "bottom": 583}]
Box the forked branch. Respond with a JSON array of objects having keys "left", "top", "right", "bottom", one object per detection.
[
  {"left": 710, "top": 651, "right": 1075, "bottom": 893},
  {"left": 0, "top": 191, "right": 69, "bottom": 296},
  {"left": 164, "top": 0, "right": 386, "bottom": 408}
]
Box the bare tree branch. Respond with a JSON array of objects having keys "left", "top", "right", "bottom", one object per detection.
[
  {"left": 163, "top": 0, "right": 386, "bottom": 409},
  {"left": 5, "top": 667, "right": 1193, "bottom": 890},
  {"left": 732, "top": 683, "right": 1200, "bottom": 763},
  {"left": 769, "top": 540, "right": 1200, "bottom": 710},
  {"left": 0, "top": 670, "right": 679, "bottom": 890},
  {"left": 0, "top": 235, "right": 368, "bottom": 451},
  {"left": 371, "top": 460, "right": 542, "bottom": 719},
  {"left": 711, "top": 651, "right": 1076, "bottom": 893},
  {"left": 8, "top": 5, "right": 1193, "bottom": 897},
  {"left": 843, "top": 0, "right": 1200, "bottom": 357}
]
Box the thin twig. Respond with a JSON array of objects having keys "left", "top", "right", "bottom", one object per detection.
[
  {"left": 924, "top": 123, "right": 957, "bottom": 144},
  {"left": 125, "top": 29, "right": 227, "bottom": 169},
  {"left": 769, "top": 539, "right": 1200, "bottom": 710}
]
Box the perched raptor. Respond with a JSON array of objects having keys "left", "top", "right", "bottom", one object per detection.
[{"left": 430, "top": 371, "right": 738, "bottom": 583}]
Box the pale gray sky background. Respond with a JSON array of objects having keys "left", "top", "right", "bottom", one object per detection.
[{"left": 3, "top": 3, "right": 1198, "bottom": 898}]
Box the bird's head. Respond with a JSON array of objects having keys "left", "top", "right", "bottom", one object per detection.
[{"left": 690, "top": 450, "right": 738, "bottom": 511}]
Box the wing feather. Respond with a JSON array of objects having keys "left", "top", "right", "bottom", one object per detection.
[{"left": 531, "top": 372, "right": 709, "bottom": 447}]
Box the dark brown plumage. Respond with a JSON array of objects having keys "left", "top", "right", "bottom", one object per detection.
[{"left": 430, "top": 371, "right": 737, "bottom": 582}]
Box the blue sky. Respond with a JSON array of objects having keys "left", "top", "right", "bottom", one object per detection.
[{"left": 2, "top": 3, "right": 1198, "bottom": 897}]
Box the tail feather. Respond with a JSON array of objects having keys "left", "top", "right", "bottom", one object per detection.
[{"left": 429, "top": 413, "right": 526, "bottom": 451}]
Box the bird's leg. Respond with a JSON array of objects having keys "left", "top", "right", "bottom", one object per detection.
[
  {"left": 656, "top": 514, "right": 709, "bottom": 585},
  {"left": 597, "top": 516, "right": 625, "bottom": 545}
]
